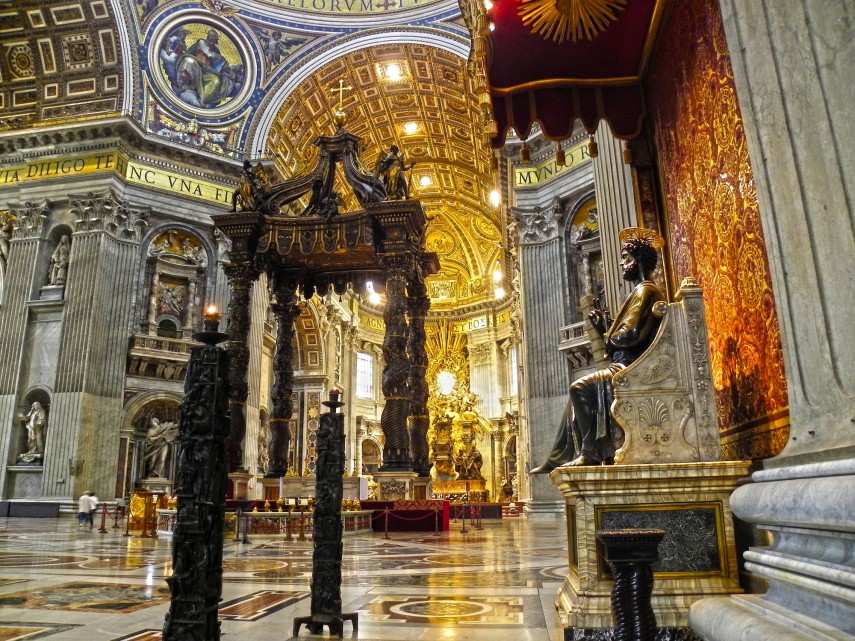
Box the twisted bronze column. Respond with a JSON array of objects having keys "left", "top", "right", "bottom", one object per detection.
[
  {"left": 267, "top": 272, "right": 300, "bottom": 477},
  {"left": 407, "top": 277, "right": 431, "bottom": 476},
  {"left": 379, "top": 256, "right": 412, "bottom": 470},
  {"left": 223, "top": 261, "right": 259, "bottom": 472},
  {"left": 596, "top": 529, "right": 665, "bottom": 641}
]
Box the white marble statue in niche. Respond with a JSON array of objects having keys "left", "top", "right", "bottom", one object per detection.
[
  {"left": 48, "top": 236, "right": 71, "bottom": 285},
  {"left": 144, "top": 417, "right": 179, "bottom": 478},
  {"left": 18, "top": 401, "right": 47, "bottom": 462}
]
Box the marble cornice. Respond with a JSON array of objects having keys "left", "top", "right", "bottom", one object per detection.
[{"left": 0, "top": 117, "right": 242, "bottom": 181}]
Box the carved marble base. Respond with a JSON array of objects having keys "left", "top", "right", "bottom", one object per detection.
[
  {"left": 550, "top": 461, "right": 750, "bottom": 631},
  {"left": 228, "top": 472, "right": 253, "bottom": 500},
  {"left": 342, "top": 476, "right": 367, "bottom": 501},
  {"left": 564, "top": 627, "right": 700, "bottom": 640},
  {"left": 38, "top": 284, "right": 64, "bottom": 300},
  {"left": 139, "top": 477, "right": 173, "bottom": 495},
  {"left": 281, "top": 476, "right": 316, "bottom": 499},
  {"left": 373, "top": 471, "right": 418, "bottom": 501},
  {"left": 15, "top": 452, "right": 43, "bottom": 465}
]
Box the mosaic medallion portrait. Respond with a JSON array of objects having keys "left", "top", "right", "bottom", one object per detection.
[{"left": 157, "top": 22, "right": 246, "bottom": 111}]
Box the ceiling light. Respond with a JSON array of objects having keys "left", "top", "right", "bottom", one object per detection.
[
  {"left": 494, "top": 286, "right": 506, "bottom": 299},
  {"left": 484, "top": 0, "right": 494, "bottom": 9},
  {"left": 386, "top": 63, "right": 402, "bottom": 81},
  {"left": 420, "top": 175, "right": 432, "bottom": 187},
  {"left": 489, "top": 21, "right": 496, "bottom": 31},
  {"left": 403, "top": 121, "right": 419, "bottom": 135},
  {"left": 493, "top": 259, "right": 503, "bottom": 283},
  {"left": 490, "top": 189, "right": 501, "bottom": 207}
]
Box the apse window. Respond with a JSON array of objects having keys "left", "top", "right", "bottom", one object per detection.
[
  {"left": 356, "top": 352, "right": 374, "bottom": 399},
  {"left": 437, "top": 370, "right": 456, "bottom": 396}
]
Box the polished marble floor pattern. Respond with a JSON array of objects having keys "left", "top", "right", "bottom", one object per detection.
[{"left": 0, "top": 516, "right": 567, "bottom": 640}]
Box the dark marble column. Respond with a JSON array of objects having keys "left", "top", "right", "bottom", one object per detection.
[
  {"left": 222, "top": 261, "right": 259, "bottom": 473},
  {"left": 163, "top": 319, "right": 230, "bottom": 641},
  {"left": 596, "top": 529, "right": 665, "bottom": 641},
  {"left": 407, "top": 277, "right": 431, "bottom": 476},
  {"left": 267, "top": 272, "right": 300, "bottom": 478},
  {"left": 379, "top": 256, "right": 412, "bottom": 471},
  {"left": 293, "top": 390, "right": 357, "bottom": 636}
]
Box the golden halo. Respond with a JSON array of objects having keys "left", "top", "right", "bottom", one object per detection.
[
  {"left": 517, "top": 0, "right": 628, "bottom": 44},
  {"left": 619, "top": 227, "right": 665, "bottom": 249}
]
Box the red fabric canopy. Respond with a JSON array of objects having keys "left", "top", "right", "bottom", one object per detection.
[{"left": 487, "top": 0, "right": 661, "bottom": 144}]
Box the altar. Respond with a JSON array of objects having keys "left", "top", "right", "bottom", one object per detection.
[{"left": 360, "top": 499, "right": 450, "bottom": 532}]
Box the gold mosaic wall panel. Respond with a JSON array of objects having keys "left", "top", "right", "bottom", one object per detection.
[{"left": 646, "top": 0, "right": 788, "bottom": 460}]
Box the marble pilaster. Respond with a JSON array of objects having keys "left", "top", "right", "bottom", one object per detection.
[
  {"left": 512, "top": 204, "right": 571, "bottom": 515},
  {"left": 591, "top": 122, "right": 639, "bottom": 314},
  {"left": 689, "top": 3, "right": 855, "bottom": 640}
]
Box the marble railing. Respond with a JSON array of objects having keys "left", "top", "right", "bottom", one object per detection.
[{"left": 127, "top": 334, "right": 195, "bottom": 381}]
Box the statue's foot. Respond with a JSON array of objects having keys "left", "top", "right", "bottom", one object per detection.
[
  {"left": 568, "top": 454, "right": 595, "bottom": 466},
  {"left": 530, "top": 462, "right": 556, "bottom": 474},
  {"left": 602, "top": 457, "right": 615, "bottom": 466}
]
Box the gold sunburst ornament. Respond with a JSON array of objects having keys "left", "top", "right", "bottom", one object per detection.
[{"left": 517, "top": 0, "right": 628, "bottom": 44}]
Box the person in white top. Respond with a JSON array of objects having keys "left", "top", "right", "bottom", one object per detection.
[{"left": 77, "top": 492, "right": 99, "bottom": 529}]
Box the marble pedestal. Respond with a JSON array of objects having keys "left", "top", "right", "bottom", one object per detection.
[
  {"left": 228, "top": 472, "right": 252, "bottom": 500},
  {"left": 281, "top": 476, "right": 316, "bottom": 499},
  {"left": 139, "top": 476, "right": 173, "bottom": 495},
  {"left": 550, "top": 461, "right": 750, "bottom": 638},
  {"left": 373, "top": 471, "right": 418, "bottom": 501}
]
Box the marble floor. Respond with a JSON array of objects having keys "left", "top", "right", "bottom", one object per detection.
[{"left": 0, "top": 515, "right": 568, "bottom": 640}]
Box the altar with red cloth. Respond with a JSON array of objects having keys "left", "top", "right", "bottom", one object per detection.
[{"left": 360, "top": 500, "right": 450, "bottom": 533}]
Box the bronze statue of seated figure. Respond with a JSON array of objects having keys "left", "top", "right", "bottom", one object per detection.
[{"left": 532, "top": 227, "right": 666, "bottom": 473}]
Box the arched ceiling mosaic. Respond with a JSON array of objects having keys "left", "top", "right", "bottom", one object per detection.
[{"left": 267, "top": 44, "right": 502, "bottom": 309}]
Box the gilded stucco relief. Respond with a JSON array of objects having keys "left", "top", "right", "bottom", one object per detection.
[{"left": 647, "top": 0, "right": 788, "bottom": 460}]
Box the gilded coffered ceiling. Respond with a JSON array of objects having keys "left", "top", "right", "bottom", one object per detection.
[
  {"left": 267, "top": 44, "right": 502, "bottom": 309},
  {"left": 0, "top": 0, "right": 125, "bottom": 130}
]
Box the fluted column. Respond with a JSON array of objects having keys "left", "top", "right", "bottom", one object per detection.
[
  {"left": 51, "top": 191, "right": 148, "bottom": 499},
  {"left": 406, "top": 277, "right": 430, "bottom": 476},
  {"left": 592, "top": 121, "right": 640, "bottom": 313},
  {"left": 512, "top": 205, "right": 571, "bottom": 514},
  {"left": 222, "top": 261, "right": 259, "bottom": 472},
  {"left": 266, "top": 272, "right": 300, "bottom": 477},
  {"left": 0, "top": 203, "right": 48, "bottom": 495},
  {"left": 379, "top": 256, "right": 412, "bottom": 471}
]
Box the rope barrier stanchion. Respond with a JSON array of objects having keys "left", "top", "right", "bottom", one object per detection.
[
  {"left": 98, "top": 504, "right": 108, "bottom": 534},
  {"left": 112, "top": 505, "right": 122, "bottom": 530},
  {"left": 434, "top": 505, "right": 439, "bottom": 536},
  {"left": 284, "top": 514, "right": 292, "bottom": 542},
  {"left": 241, "top": 511, "right": 250, "bottom": 544},
  {"left": 384, "top": 508, "right": 390, "bottom": 540},
  {"left": 298, "top": 506, "right": 306, "bottom": 541},
  {"left": 123, "top": 504, "right": 132, "bottom": 537},
  {"left": 474, "top": 505, "right": 483, "bottom": 531}
]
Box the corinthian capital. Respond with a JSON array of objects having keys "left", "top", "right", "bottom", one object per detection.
[
  {"left": 511, "top": 201, "right": 562, "bottom": 245},
  {"left": 70, "top": 190, "right": 149, "bottom": 241},
  {"left": 8, "top": 200, "right": 49, "bottom": 239}
]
